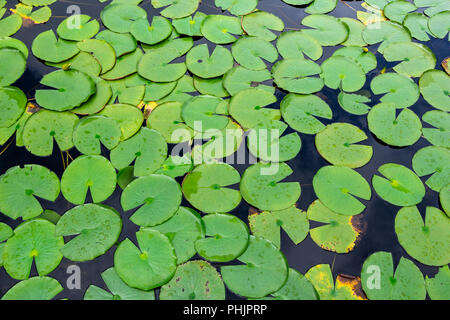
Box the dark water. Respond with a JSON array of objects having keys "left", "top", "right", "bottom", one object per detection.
[{"left": 0, "top": 0, "right": 448, "bottom": 300}]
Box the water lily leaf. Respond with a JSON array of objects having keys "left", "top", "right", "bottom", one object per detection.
[
  {"left": 96, "top": 30, "right": 137, "bottom": 57},
  {"left": 158, "top": 75, "right": 197, "bottom": 104},
  {"left": 305, "top": 264, "right": 366, "bottom": 300},
  {"left": 101, "top": 48, "right": 143, "bottom": 80},
  {"left": 84, "top": 267, "right": 155, "bottom": 300},
  {"left": 365, "top": 0, "right": 393, "bottom": 9},
  {"left": 412, "top": 146, "right": 450, "bottom": 192},
  {"left": 242, "top": 11, "right": 284, "bottom": 42},
  {"left": 201, "top": 15, "right": 243, "bottom": 44},
  {"left": 339, "top": 18, "right": 366, "bottom": 46},
  {"left": 0, "top": 48, "right": 26, "bottom": 86},
  {"left": 383, "top": 42, "right": 436, "bottom": 77},
  {"left": 55, "top": 204, "right": 121, "bottom": 261},
  {"left": 72, "top": 78, "right": 112, "bottom": 115},
  {"left": 321, "top": 56, "right": 366, "bottom": 92},
  {"left": 361, "top": 251, "right": 426, "bottom": 300},
  {"left": 160, "top": 260, "right": 225, "bottom": 300},
  {"left": 98, "top": 104, "right": 144, "bottom": 140},
  {"left": 276, "top": 31, "right": 322, "bottom": 61},
  {"left": 130, "top": 16, "right": 173, "bottom": 45},
  {"left": 367, "top": 103, "right": 422, "bottom": 147},
  {"left": 0, "top": 165, "right": 59, "bottom": 220},
  {"left": 395, "top": 206, "right": 450, "bottom": 266},
  {"left": 229, "top": 88, "right": 279, "bottom": 129},
  {"left": 77, "top": 39, "right": 116, "bottom": 74},
  {"left": 36, "top": 70, "right": 96, "bottom": 111},
  {"left": 155, "top": 154, "right": 193, "bottom": 178},
  {"left": 362, "top": 21, "right": 411, "bottom": 54},
  {"left": 221, "top": 236, "right": 288, "bottom": 298},
  {"left": 186, "top": 44, "right": 234, "bottom": 78},
  {"left": 3, "top": 219, "right": 63, "bottom": 280},
  {"left": 193, "top": 76, "right": 229, "bottom": 98},
  {"left": 307, "top": 200, "right": 364, "bottom": 253},
  {"left": 182, "top": 163, "right": 241, "bottom": 213},
  {"left": 100, "top": 3, "right": 147, "bottom": 33},
  {"left": 0, "top": 108, "right": 31, "bottom": 147},
  {"left": 428, "top": 10, "right": 450, "bottom": 39},
  {"left": 29, "top": 5, "right": 51, "bottom": 24},
  {"left": 114, "top": 229, "right": 177, "bottom": 290},
  {"left": 195, "top": 213, "right": 248, "bottom": 262},
  {"left": 422, "top": 110, "right": 450, "bottom": 148},
  {"left": 23, "top": 110, "right": 78, "bottom": 156},
  {"left": 138, "top": 37, "right": 193, "bottom": 82},
  {"left": 18, "top": 0, "right": 56, "bottom": 5},
  {"left": 172, "top": 12, "right": 207, "bottom": 37},
  {"left": 440, "top": 184, "right": 450, "bottom": 217},
  {"left": 373, "top": 163, "right": 425, "bottom": 206},
  {"left": 125, "top": 74, "right": 177, "bottom": 102},
  {"left": 415, "top": 0, "right": 450, "bottom": 16},
  {"left": 215, "top": 0, "right": 258, "bottom": 16},
  {"left": 121, "top": 174, "right": 181, "bottom": 227},
  {"left": 232, "top": 37, "right": 278, "bottom": 71},
  {"left": 1, "top": 277, "right": 62, "bottom": 300},
  {"left": 224, "top": 66, "right": 273, "bottom": 96},
  {"left": 47, "top": 51, "right": 102, "bottom": 78},
  {"left": 332, "top": 46, "right": 377, "bottom": 73},
  {"left": 61, "top": 155, "right": 117, "bottom": 205},
  {"left": 151, "top": 0, "right": 199, "bottom": 19},
  {"left": 370, "top": 72, "right": 419, "bottom": 108},
  {"left": 249, "top": 206, "right": 308, "bottom": 249},
  {"left": 241, "top": 162, "right": 301, "bottom": 211},
  {"left": 272, "top": 58, "right": 324, "bottom": 94},
  {"left": 304, "top": 0, "right": 337, "bottom": 14},
  {"left": 337, "top": 92, "right": 371, "bottom": 115},
  {"left": 426, "top": 266, "right": 450, "bottom": 300},
  {"left": 384, "top": 0, "right": 416, "bottom": 23},
  {"left": 181, "top": 95, "right": 229, "bottom": 132},
  {"left": 0, "top": 13, "right": 22, "bottom": 37},
  {"left": 281, "top": 0, "right": 313, "bottom": 4},
  {"left": 31, "top": 30, "right": 79, "bottom": 63},
  {"left": 419, "top": 69, "right": 450, "bottom": 112},
  {"left": 313, "top": 165, "right": 371, "bottom": 216},
  {"left": 0, "top": 223, "right": 12, "bottom": 243},
  {"left": 265, "top": 268, "right": 317, "bottom": 300},
  {"left": 280, "top": 93, "right": 332, "bottom": 134},
  {"left": 0, "top": 37, "right": 28, "bottom": 57},
  {"left": 403, "top": 13, "right": 432, "bottom": 41},
  {"left": 301, "top": 14, "right": 348, "bottom": 46},
  {"left": 0, "top": 86, "right": 26, "bottom": 128},
  {"left": 147, "top": 206, "right": 204, "bottom": 264},
  {"left": 57, "top": 14, "right": 99, "bottom": 41},
  {"left": 316, "top": 123, "right": 373, "bottom": 168}
]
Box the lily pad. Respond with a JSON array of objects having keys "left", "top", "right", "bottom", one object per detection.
[
  {"left": 242, "top": 11, "right": 284, "bottom": 42},
  {"left": 155, "top": 154, "right": 193, "bottom": 178},
  {"left": 0, "top": 13, "right": 22, "bottom": 37},
  {"left": 186, "top": 44, "right": 234, "bottom": 78},
  {"left": 215, "top": 0, "right": 258, "bottom": 16},
  {"left": 0, "top": 48, "right": 26, "bottom": 86},
  {"left": 151, "top": 0, "right": 199, "bottom": 19},
  {"left": 0, "top": 37, "right": 28, "bottom": 57},
  {"left": 221, "top": 236, "right": 288, "bottom": 298},
  {"left": 0, "top": 86, "right": 27, "bottom": 128},
  {"left": 31, "top": 30, "right": 79, "bottom": 63},
  {"left": 304, "top": 0, "right": 338, "bottom": 14},
  {"left": 96, "top": 30, "right": 137, "bottom": 57},
  {"left": 337, "top": 92, "right": 371, "bottom": 115},
  {"left": 384, "top": 0, "right": 417, "bottom": 23},
  {"left": 100, "top": 3, "right": 147, "bottom": 33},
  {"left": 181, "top": 95, "right": 229, "bottom": 132},
  {"left": 130, "top": 16, "right": 172, "bottom": 45},
  {"left": 172, "top": 12, "right": 207, "bottom": 37},
  {"left": 201, "top": 15, "right": 243, "bottom": 44},
  {"left": 61, "top": 155, "right": 117, "bottom": 205},
  {"left": 77, "top": 39, "right": 116, "bottom": 75},
  {"left": 419, "top": 69, "right": 450, "bottom": 112},
  {"left": 332, "top": 46, "right": 377, "bottom": 73},
  {"left": 223, "top": 66, "right": 273, "bottom": 96},
  {"left": 98, "top": 104, "right": 144, "bottom": 140},
  {"left": 372, "top": 163, "right": 425, "bottom": 206},
  {"left": 57, "top": 15, "right": 100, "bottom": 41},
  {"left": 362, "top": 21, "right": 411, "bottom": 54},
  {"left": 426, "top": 266, "right": 450, "bottom": 300},
  {"left": 370, "top": 72, "right": 419, "bottom": 109},
  {"left": 276, "top": 31, "right": 322, "bottom": 61},
  {"left": 339, "top": 18, "right": 367, "bottom": 47},
  {"left": 440, "top": 184, "right": 450, "bottom": 217},
  {"left": 1, "top": 277, "right": 62, "bottom": 300},
  {"left": 428, "top": 10, "right": 450, "bottom": 39},
  {"left": 413, "top": 146, "right": 449, "bottom": 192},
  {"left": 268, "top": 268, "right": 318, "bottom": 300},
  {"left": 321, "top": 56, "right": 366, "bottom": 92},
  {"left": 395, "top": 206, "right": 450, "bottom": 266},
  {"left": 232, "top": 37, "right": 278, "bottom": 71},
  {"left": 55, "top": 204, "right": 122, "bottom": 261},
  {"left": 101, "top": 48, "right": 143, "bottom": 81},
  {"left": 301, "top": 14, "right": 348, "bottom": 46},
  {"left": 193, "top": 76, "right": 229, "bottom": 98},
  {"left": 422, "top": 110, "right": 450, "bottom": 148},
  {"left": 403, "top": 12, "right": 432, "bottom": 41},
  {"left": 114, "top": 229, "right": 177, "bottom": 290}
]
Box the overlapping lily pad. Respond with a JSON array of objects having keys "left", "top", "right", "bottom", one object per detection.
[
  {"left": 1, "top": 277, "right": 63, "bottom": 300},
  {"left": 419, "top": 69, "right": 450, "bottom": 112},
  {"left": 412, "top": 146, "right": 450, "bottom": 192}
]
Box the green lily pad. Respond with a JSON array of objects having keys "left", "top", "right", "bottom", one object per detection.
[
  {"left": 412, "top": 146, "right": 450, "bottom": 192},
  {"left": 29, "top": 6, "right": 52, "bottom": 24},
  {"left": 151, "top": 0, "right": 199, "bottom": 19},
  {"left": 304, "top": 0, "right": 337, "bottom": 14},
  {"left": 186, "top": 44, "right": 233, "bottom": 78},
  {"left": 22, "top": 110, "right": 78, "bottom": 156},
  {"left": 36, "top": 70, "right": 96, "bottom": 111},
  {"left": 332, "top": 46, "right": 377, "bottom": 73},
  {"left": 182, "top": 163, "right": 241, "bottom": 213},
  {"left": 193, "top": 76, "right": 229, "bottom": 98},
  {"left": 84, "top": 267, "right": 155, "bottom": 300},
  {"left": 0, "top": 13, "right": 22, "bottom": 37},
  {"left": 160, "top": 260, "right": 225, "bottom": 300},
  {"left": 0, "top": 48, "right": 26, "bottom": 86},
  {"left": 3, "top": 219, "right": 63, "bottom": 280},
  {"left": 0, "top": 37, "right": 29, "bottom": 57},
  {"left": 361, "top": 251, "right": 426, "bottom": 300},
  {"left": 362, "top": 21, "right": 411, "bottom": 54},
  {"left": 337, "top": 92, "right": 371, "bottom": 115},
  {"left": 125, "top": 74, "right": 177, "bottom": 102},
  {"left": 313, "top": 165, "right": 371, "bottom": 216},
  {"left": 223, "top": 66, "right": 273, "bottom": 96},
  {"left": 272, "top": 58, "right": 324, "bottom": 94},
  {"left": 98, "top": 104, "right": 144, "bottom": 140},
  {"left": 280, "top": 93, "right": 332, "bottom": 134},
  {"left": 71, "top": 78, "right": 112, "bottom": 115},
  {"left": 0, "top": 108, "right": 31, "bottom": 147},
  {"left": 384, "top": 0, "right": 417, "bottom": 23},
  {"left": 426, "top": 266, "right": 450, "bottom": 300},
  {"left": 403, "top": 12, "right": 432, "bottom": 41},
  {"left": 372, "top": 163, "right": 425, "bottom": 206},
  {"left": 172, "top": 12, "right": 207, "bottom": 37},
  {"left": 428, "top": 10, "right": 450, "bottom": 39},
  {"left": 130, "top": 16, "right": 172, "bottom": 46},
  {"left": 0, "top": 165, "right": 59, "bottom": 220},
  {"left": 276, "top": 31, "right": 322, "bottom": 61},
  {"left": 31, "top": 30, "right": 79, "bottom": 63},
  {"left": 157, "top": 75, "right": 197, "bottom": 104},
  {"left": 201, "top": 15, "right": 243, "bottom": 44},
  {"left": 57, "top": 15, "right": 99, "bottom": 41},
  {"left": 339, "top": 18, "right": 367, "bottom": 47},
  {"left": 221, "top": 236, "right": 288, "bottom": 298},
  {"left": 17, "top": 0, "right": 56, "bottom": 6},
  {"left": 0, "top": 223, "right": 13, "bottom": 243},
  {"left": 267, "top": 268, "right": 317, "bottom": 300},
  {"left": 215, "top": 0, "right": 258, "bottom": 16},
  {"left": 114, "top": 229, "right": 177, "bottom": 290},
  {"left": 241, "top": 162, "right": 301, "bottom": 211},
  {"left": 370, "top": 72, "right": 419, "bottom": 109},
  {"left": 61, "top": 155, "right": 117, "bottom": 205},
  {"left": 77, "top": 39, "right": 116, "bottom": 75},
  {"left": 440, "top": 184, "right": 450, "bottom": 217},
  {"left": 301, "top": 14, "right": 348, "bottom": 46},
  {"left": 55, "top": 204, "right": 122, "bottom": 261},
  {"left": 382, "top": 42, "right": 436, "bottom": 77},
  {"left": 101, "top": 48, "right": 143, "bottom": 81},
  {"left": 321, "top": 56, "right": 366, "bottom": 92},
  {"left": 96, "top": 30, "right": 137, "bottom": 57},
  {"left": 1, "top": 277, "right": 63, "bottom": 300},
  {"left": 249, "top": 206, "right": 309, "bottom": 249},
  {"left": 395, "top": 206, "right": 450, "bottom": 266},
  {"left": 316, "top": 122, "right": 373, "bottom": 168},
  {"left": 195, "top": 213, "right": 249, "bottom": 262},
  {"left": 232, "top": 37, "right": 278, "bottom": 71},
  {"left": 121, "top": 174, "right": 182, "bottom": 227},
  {"left": 100, "top": 3, "right": 147, "bottom": 33},
  {"left": 242, "top": 11, "right": 284, "bottom": 42},
  {"left": 419, "top": 69, "right": 450, "bottom": 112},
  {"left": 415, "top": 0, "right": 450, "bottom": 17},
  {"left": 422, "top": 110, "right": 450, "bottom": 148},
  {"left": 181, "top": 95, "right": 229, "bottom": 132},
  {"left": 155, "top": 154, "right": 193, "bottom": 178},
  {"left": 0, "top": 86, "right": 26, "bottom": 128},
  {"left": 47, "top": 51, "right": 102, "bottom": 78}
]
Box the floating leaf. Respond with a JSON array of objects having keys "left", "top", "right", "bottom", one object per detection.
[
  {"left": 422, "top": 110, "right": 450, "bottom": 148},
  {"left": 151, "top": 0, "right": 199, "bottom": 19},
  {"left": 273, "top": 58, "right": 323, "bottom": 94},
  {"left": 31, "top": 30, "right": 79, "bottom": 63},
  {"left": 276, "top": 31, "right": 322, "bottom": 61},
  {"left": 428, "top": 10, "right": 450, "bottom": 39},
  {"left": 223, "top": 66, "right": 273, "bottom": 96},
  {"left": 186, "top": 44, "right": 234, "bottom": 78},
  {"left": 57, "top": 15, "right": 99, "bottom": 41},
  {"left": 440, "top": 184, "right": 450, "bottom": 217},
  {"left": 0, "top": 86, "right": 26, "bottom": 128},
  {"left": 172, "top": 12, "right": 206, "bottom": 37},
  {"left": 0, "top": 37, "right": 28, "bottom": 57},
  {"left": 201, "top": 15, "right": 243, "bottom": 44},
  {"left": 77, "top": 39, "right": 116, "bottom": 75},
  {"left": 0, "top": 13, "right": 22, "bottom": 37},
  {"left": 384, "top": 0, "right": 416, "bottom": 23},
  {"left": 332, "top": 46, "right": 377, "bottom": 73},
  {"left": 1, "top": 277, "right": 62, "bottom": 300},
  {"left": 403, "top": 12, "right": 432, "bottom": 41},
  {"left": 193, "top": 76, "right": 229, "bottom": 98},
  {"left": 181, "top": 95, "right": 229, "bottom": 132},
  {"left": 383, "top": 42, "right": 436, "bottom": 77},
  {"left": 96, "top": 30, "right": 137, "bottom": 57},
  {"left": 99, "top": 104, "right": 144, "bottom": 140},
  {"left": 321, "top": 56, "right": 366, "bottom": 92},
  {"left": 337, "top": 92, "right": 371, "bottom": 115},
  {"left": 339, "top": 17, "right": 367, "bottom": 47},
  {"left": 419, "top": 69, "right": 450, "bottom": 112},
  {"left": 155, "top": 154, "right": 193, "bottom": 178},
  {"left": 232, "top": 37, "right": 278, "bottom": 71},
  {"left": 102, "top": 48, "right": 143, "bottom": 81},
  {"left": 362, "top": 21, "right": 411, "bottom": 54},
  {"left": 242, "top": 11, "right": 284, "bottom": 42},
  {"left": 0, "top": 48, "right": 26, "bottom": 86},
  {"left": 426, "top": 266, "right": 450, "bottom": 300},
  {"left": 268, "top": 268, "right": 317, "bottom": 300},
  {"left": 215, "top": 0, "right": 258, "bottom": 16},
  {"left": 301, "top": 14, "right": 348, "bottom": 46},
  {"left": 370, "top": 72, "right": 419, "bottom": 109},
  {"left": 130, "top": 16, "right": 172, "bottom": 45},
  {"left": 412, "top": 146, "right": 450, "bottom": 192},
  {"left": 100, "top": 3, "right": 147, "bottom": 33}
]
